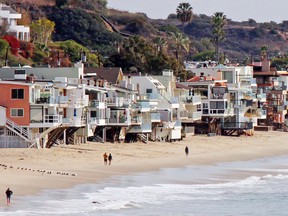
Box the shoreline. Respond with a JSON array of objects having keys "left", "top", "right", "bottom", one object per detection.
[{"left": 1, "top": 131, "right": 288, "bottom": 206}]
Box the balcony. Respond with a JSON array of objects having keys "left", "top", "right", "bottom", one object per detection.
[
  {"left": 188, "top": 111, "right": 202, "bottom": 120},
  {"left": 108, "top": 116, "right": 130, "bottom": 125},
  {"left": 210, "top": 93, "right": 229, "bottom": 100},
  {"left": 182, "top": 94, "right": 201, "bottom": 105},
  {"left": 132, "top": 101, "right": 150, "bottom": 112},
  {"left": 62, "top": 117, "right": 86, "bottom": 126},
  {"left": 240, "top": 78, "right": 256, "bottom": 86},
  {"left": 107, "top": 97, "right": 125, "bottom": 107},
  {"left": 57, "top": 96, "right": 70, "bottom": 104},
  {"left": 108, "top": 110, "right": 131, "bottom": 125},
  {"left": 89, "top": 100, "right": 106, "bottom": 109},
  {"left": 89, "top": 117, "right": 107, "bottom": 126},
  {"left": 180, "top": 111, "right": 202, "bottom": 122},
  {"left": 35, "top": 97, "right": 50, "bottom": 104},
  {"left": 30, "top": 114, "right": 62, "bottom": 126}
]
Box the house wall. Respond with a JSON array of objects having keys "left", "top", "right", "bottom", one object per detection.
[
  {"left": 0, "top": 83, "right": 30, "bottom": 125},
  {"left": 190, "top": 66, "right": 253, "bottom": 86}
]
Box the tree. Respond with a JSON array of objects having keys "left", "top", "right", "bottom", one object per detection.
[
  {"left": 2, "top": 35, "right": 20, "bottom": 55},
  {"left": 169, "top": 32, "right": 190, "bottom": 61},
  {"left": 153, "top": 36, "right": 166, "bottom": 54},
  {"left": 168, "top": 32, "right": 190, "bottom": 77},
  {"left": 211, "top": 12, "right": 227, "bottom": 62},
  {"left": 30, "top": 18, "right": 55, "bottom": 47},
  {"left": 176, "top": 2, "right": 193, "bottom": 32},
  {"left": 260, "top": 44, "right": 269, "bottom": 60}
]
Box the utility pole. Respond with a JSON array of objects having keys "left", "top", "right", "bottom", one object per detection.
[{"left": 4, "top": 46, "right": 9, "bottom": 66}]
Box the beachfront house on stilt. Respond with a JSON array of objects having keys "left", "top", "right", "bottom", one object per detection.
[
  {"left": 130, "top": 70, "right": 182, "bottom": 142},
  {"left": 174, "top": 82, "right": 202, "bottom": 138}
]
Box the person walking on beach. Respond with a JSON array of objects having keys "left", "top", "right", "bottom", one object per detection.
[
  {"left": 5, "top": 188, "right": 13, "bottom": 205},
  {"left": 103, "top": 152, "right": 108, "bottom": 165},
  {"left": 185, "top": 146, "right": 189, "bottom": 157},
  {"left": 108, "top": 153, "right": 113, "bottom": 165}
]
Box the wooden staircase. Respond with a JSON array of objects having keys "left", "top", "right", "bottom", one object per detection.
[
  {"left": 5, "top": 118, "right": 31, "bottom": 142},
  {"left": 137, "top": 133, "right": 147, "bottom": 143}
]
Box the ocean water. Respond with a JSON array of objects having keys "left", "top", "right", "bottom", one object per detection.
[{"left": 1, "top": 156, "right": 288, "bottom": 216}]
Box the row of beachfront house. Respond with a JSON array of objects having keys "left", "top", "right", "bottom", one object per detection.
[{"left": 0, "top": 58, "right": 287, "bottom": 148}]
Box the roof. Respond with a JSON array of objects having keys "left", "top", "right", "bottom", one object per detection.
[
  {"left": 253, "top": 71, "right": 277, "bottom": 76},
  {"left": 187, "top": 75, "right": 216, "bottom": 82},
  {"left": 176, "top": 83, "right": 190, "bottom": 90},
  {"left": 84, "top": 67, "right": 123, "bottom": 84}
]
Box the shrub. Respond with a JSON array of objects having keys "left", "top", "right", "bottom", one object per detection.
[{"left": 2, "top": 35, "right": 20, "bottom": 55}]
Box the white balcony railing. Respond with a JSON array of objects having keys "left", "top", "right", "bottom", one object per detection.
[
  {"left": 106, "top": 97, "right": 124, "bottom": 107},
  {"left": 188, "top": 111, "right": 202, "bottom": 120},
  {"left": 62, "top": 117, "right": 86, "bottom": 125},
  {"left": 56, "top": 96, "right": 70, "bottom": 104},
  {"left": 210, "top": 93, "right": 229, "bottom": 100},
  {"left": 89, "top": 117, "right": 107, "bottom": 125}
]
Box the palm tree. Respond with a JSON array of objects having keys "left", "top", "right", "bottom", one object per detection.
[
  {"left": 153, "top": 36, "right": 166, "bottom": 54},
  {"left": 176, "top": 2, "right": 193, "bottom": 32},
  {"left": 260, "top": 44, "right": 269, "bottom": 60},
  {"left": 211, "top": 12, "right": 227, "bottom": 62},
  {"left": 170, "top": 32, "right": 190, "bottom": 61}
]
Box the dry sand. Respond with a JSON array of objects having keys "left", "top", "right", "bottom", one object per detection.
[{"left": 0, "top": 131, "right": 288, "bottom": 206}]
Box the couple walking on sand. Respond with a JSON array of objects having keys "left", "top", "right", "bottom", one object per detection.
[{"left": 103, "top": 152, "right": 113, "bottom": 165}]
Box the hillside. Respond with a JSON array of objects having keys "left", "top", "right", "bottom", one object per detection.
[{"left": 2, "top": 0, "right": 288, "bottom": 71}]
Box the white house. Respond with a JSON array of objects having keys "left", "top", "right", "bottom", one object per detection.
[{"left": 0, "top": 4, "right": 30, "bottom": 41}]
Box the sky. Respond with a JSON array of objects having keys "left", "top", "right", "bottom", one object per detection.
[{"left": 107, "top": 0, "right": 288, "bottom": 23}]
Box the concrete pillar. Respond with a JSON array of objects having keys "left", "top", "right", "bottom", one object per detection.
[{"left": 63, "top": 129, "right": 67, "bottom": 144}]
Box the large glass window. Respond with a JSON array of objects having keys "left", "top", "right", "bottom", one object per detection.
[{"left": 11, "top": 89, "right": 24, "bottom": 99}]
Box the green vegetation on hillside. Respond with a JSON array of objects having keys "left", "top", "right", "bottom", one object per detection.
[{"left": 2, "top": 0, "right": 288, "bottom": 74}]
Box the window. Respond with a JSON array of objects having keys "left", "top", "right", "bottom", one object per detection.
[
  {"left": 14, "top": 69, "right": 25, "bottom": 75},
  {"left": 11, "top": 108, "right": 24, "bottom": 117},
  {"left": 203, "top": 103, "right": 208, "bottom": 109},
  {"left": 222, "top": 71, "right": 233, "bottom": 83},
  {"left": 146, "top": 89, "right": 152, "bottom": 94},
  {"left": 11, "top": 89, "right": 24, "bottom": 99},
  {"left": 91, "top": 111, "right": 97, "bottom": 118}
]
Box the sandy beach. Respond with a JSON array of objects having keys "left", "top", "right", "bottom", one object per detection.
[{"left": 0, "top": 131, "right": 288, "bottom": 206}]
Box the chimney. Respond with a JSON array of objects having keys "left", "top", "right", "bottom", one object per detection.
[
  {"left": 262, "top": 59, "right": 271, "bottom": 72},
  {"left": 217, "top": 70, "right": 222, "bottom": 80}
]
